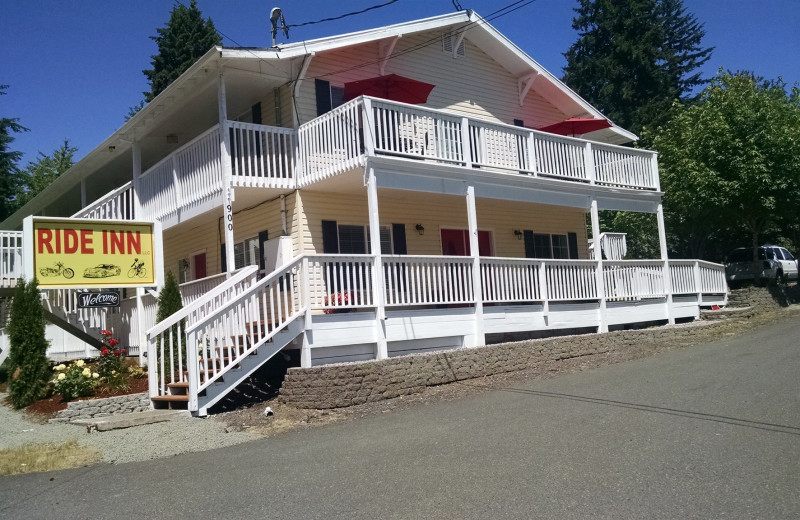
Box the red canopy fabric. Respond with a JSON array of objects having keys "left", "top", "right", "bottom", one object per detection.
[
  {"left": 342, "top": 74, "right": 435, "bottom": 104},
  {"left": 537, "top": 117, "right": 611, "bottom": 136}
]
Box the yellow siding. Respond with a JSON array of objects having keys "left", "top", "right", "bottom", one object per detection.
[
  {"left": 161, "top": 194, "right": 298, "bottom": 279},
  {"left": 295, "top": 31, "right": 567, "bottom": 128},
  {"left": 298, "top": 190, "right": 588, "bottom": 259}
]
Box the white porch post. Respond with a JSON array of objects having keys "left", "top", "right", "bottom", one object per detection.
[
  {"left": 590, "top": 198, "right": 608, "bottom": 333},
  {"left": 367, "top": 166, "right": 388, "bottom": 360},
  {"left": 466, "top": 186, "right": 485, "bottom": 346},
  {"left": 300, "top": 256, "right": 313, "bottom": 368},
  {"left": 132, "top": 142, "right": 142, "bottom": 218},
  {"left": 656, "top": 203, "right": 675, "bottom": 324},
  {"left": 131, "top": 142, "right": 147, "bottom": 364},
  {"left": 218, "top": 72, "right": 236, "bottom": 274}
]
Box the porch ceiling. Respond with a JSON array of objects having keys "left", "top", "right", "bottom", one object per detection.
[{"left": 366, "top": 156, "right": 663, "bottom": 213}]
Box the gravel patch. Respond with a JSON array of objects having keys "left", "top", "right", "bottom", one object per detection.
[{"left": 0, "top": 395, "right": 259, "bottom": 465}]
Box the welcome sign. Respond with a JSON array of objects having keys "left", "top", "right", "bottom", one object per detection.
[
  {"left": 77, "top": 291, "right": 120, "bottom": 308},
  {"left": 23, "top": 216, "right": 163, "bottom": 289}
]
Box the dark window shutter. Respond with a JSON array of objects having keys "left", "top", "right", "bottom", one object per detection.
[
  {"left": 251, "top": 102, "right": 262, "bottom": 125},
  {"left": 257, "top": 230, "right": 269, "bottom": 274},
  {"left": 568, "top": 232, "right": 579, "bottom": 259},
  {"left": 513, "top": 119, "right": 524, "bottom": 127},
  {"left": 322, "top": 220, "right": 339, "bottom": 253},
  {"left": 315, "top": 79, "right": 332, "bottom": 115},
  {"left": 392, "top": 223, "right": 407, "bottom": 255},
  {"left": 523, "top": 230, "right": 535, "bottom": 258},
  {"left": 221, "top": 244, "right": 227, "bottom": 272}
]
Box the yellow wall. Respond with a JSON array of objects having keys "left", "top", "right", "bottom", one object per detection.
[
  {"left": 294, "top": 31, "right": 567, "bottom": 129},
  {"left": 298, "top": 190, "right": 588, "bottom": 259}
]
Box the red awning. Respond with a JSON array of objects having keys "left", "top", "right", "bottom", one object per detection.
[
  {"left": 537, "top": 117, "right": 611, "bottom": 136},
  {"left": 342, "top": 74, "right": 435, "bottom": 105}
]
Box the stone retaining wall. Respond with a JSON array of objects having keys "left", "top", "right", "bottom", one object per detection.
[
  {"left": 280, "top": 285, "right": 798, "bottom": 410},
  {"left": 48, "top": 392, "right": 150, "bottom": 424}
]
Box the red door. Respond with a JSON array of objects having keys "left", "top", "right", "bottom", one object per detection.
[
  {"left": 441, "top": 229, "right": 492, "bottom": 256},
  {"left": 193, "top": 253, "right": 207, "bottom": 280}
]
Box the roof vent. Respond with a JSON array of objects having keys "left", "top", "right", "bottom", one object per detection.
[{"left": 442, "top": 33, "right": 466, "bottom": 58}]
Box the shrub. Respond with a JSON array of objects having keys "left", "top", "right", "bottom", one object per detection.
[
  {"left": 51, "top": 360, "right": 98, "bottom": 401},
  {"left": 96, "top": 329, "right": 127, "bottom": 389},
  {"left": 7, "top": 279, "right": 51, "bottom": 409}
]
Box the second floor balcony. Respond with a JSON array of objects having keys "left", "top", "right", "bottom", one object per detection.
[{"left": 74, "top": 96, "right": 660, "bottom": 227}]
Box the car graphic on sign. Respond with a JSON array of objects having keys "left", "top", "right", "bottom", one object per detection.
[{"left": 83, "top": 264, "right": 122, "bottom": 278}]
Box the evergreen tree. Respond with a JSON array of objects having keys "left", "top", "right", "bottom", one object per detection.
[
  {"left": 0, "top": 85, "right": 28, "bottom": 221},
  {"left": 16, "top": 140, "right": 77, "bottom": 207},
  {"left": 156, "top": 271, "right": 185, "bottom": 371},
  {"left": 563, "top": 0, "right": 713, "bottom": 135},
  {"left": 7, "top": 278, "right": 50, "bottom": 409},
  {"left": 142, "top": 0, "right": 222, "bottom": 102}
]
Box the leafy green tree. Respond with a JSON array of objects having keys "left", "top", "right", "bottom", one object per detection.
[
  {"left": 645, "top": 71, "right": 800, "bottom": 261},
  {"left": 0, "top": 85, "right": 28, "bottom": 221},
  {"left": 7, "top": 278, "right": 50, "bottom": 409},
  {"left": 563, "top": 0, "right": 713, "bottom": 135},
  {"left": 142, "top": 0, "right": 221, "bottom": 102},
  {"left": 16, "top": 140, "right": 76, "bottom": 207}
]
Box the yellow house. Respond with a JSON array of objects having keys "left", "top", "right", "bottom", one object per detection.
[{"left": 0, "top": 11, "right": 726, "bottom": 415}]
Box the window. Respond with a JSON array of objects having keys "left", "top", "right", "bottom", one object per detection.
[
  {"left": 233, "top": 236, "right": 260, "bottom": 269},
  {"left": 315, "top": 79, "right": 345, "bottom": 116},
  {"left": 552, "top": 234, "right": 569, "bottom": 259},
  {"left": 782, "top": 248, "right": 795, "bottom": 261},
  {"left": 525, "top": 231, "right": 579, "bottom": 259},
  {"left": 322, "top": 220, "right": 398, "bottom": 255}
]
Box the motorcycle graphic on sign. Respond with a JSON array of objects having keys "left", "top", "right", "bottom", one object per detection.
[{"left": 39, "top": 262, "right": 75, "bottom": 279}]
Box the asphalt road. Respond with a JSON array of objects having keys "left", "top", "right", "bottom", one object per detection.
[{"left": 2, "top": 317, "right": 799, "bottom": 519}]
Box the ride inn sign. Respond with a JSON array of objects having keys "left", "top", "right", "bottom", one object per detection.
[{"left": 23, "top": 217, "right": 163, "bottom": 289}]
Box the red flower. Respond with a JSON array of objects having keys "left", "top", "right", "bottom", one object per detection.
[
  {"left": 121, "top": 349, "right": 127, "bottom": 355},
  {"left": 113, "top": 350, "right": 120, "bottom": 356},
  {"left": 100, "top": 329, "right": 112, "bottom": 336},
  {"left": 108, "top": 338, "right": 119, "bottom": 346},
  {"left": 101, "top": 347, "right": 109, "bottom": 356}
]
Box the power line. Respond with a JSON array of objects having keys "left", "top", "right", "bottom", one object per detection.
[{"left": 287, "top": 0, "right": 401, "bottom": 29}]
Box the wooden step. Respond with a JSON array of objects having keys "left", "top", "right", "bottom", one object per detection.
[{"left": 151, "top": 394, "right": 189, "bottom": 402}]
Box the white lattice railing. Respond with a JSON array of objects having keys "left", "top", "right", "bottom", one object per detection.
[
  {"left": 1, "top": 231, "right": 23, "bottom": 288},
  {"left": 72, "top": 182, "right": 135, "bottom": 220}
]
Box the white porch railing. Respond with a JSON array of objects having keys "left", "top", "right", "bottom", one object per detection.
[
  {"left": 298, "top": 97, "right": 659, "bottom": 190},
  {"left": 297, "top": 101, "right": 365, "bottom": 185},
  {"left": 1, "top": 231, "right": 23, "bottom": 288},
  {"left": 306, "top": 255, "right": 375, "bottom": 312},
  {"left": 146, "top": 266, "right": 258, "bottom": 398},
  {"left": 185, "top": 258, "right": 305, "bottom": 409},
  {"left": 139, "top": 125, "right": 224, "bottom": 223},
  {"left": 383, "top": 255, "right": 475, "bottom": 306},
  {"left": 669, "top": 260, "right": 727, "bottom": 296},
  {"left": 603, "top": 261, "right": 666, "bottom": 301},
  {"left": 480, "top": 257, "right": 541, "bottom": 303},
  {"left": 72, "top": 182, "right": 135, "bottom": 220},
  {"left": 229, "top": 121, "right": 296, "bottom": 188}
]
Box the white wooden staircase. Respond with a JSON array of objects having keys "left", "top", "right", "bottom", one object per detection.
[{"left": 147, "top": 259, "right": 307, "bottom": 416}]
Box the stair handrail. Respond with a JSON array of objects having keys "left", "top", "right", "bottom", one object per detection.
[
  {"left": 184, "top": 256, "right": 307, "bottom": 409},
  {"left": 71, "top": 181, "right": 134, "bottom": 219},
  {"left": 145, "top": 265, "right": 258, "bottom": 339}
]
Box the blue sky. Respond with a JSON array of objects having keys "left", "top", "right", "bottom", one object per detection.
[{"left": 2, "top": 0, "right": 798, "bottom": 166}]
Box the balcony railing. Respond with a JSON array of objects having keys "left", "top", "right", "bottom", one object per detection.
[{"left": 297, "top": 97, "right": 660, "bottom": 191}]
